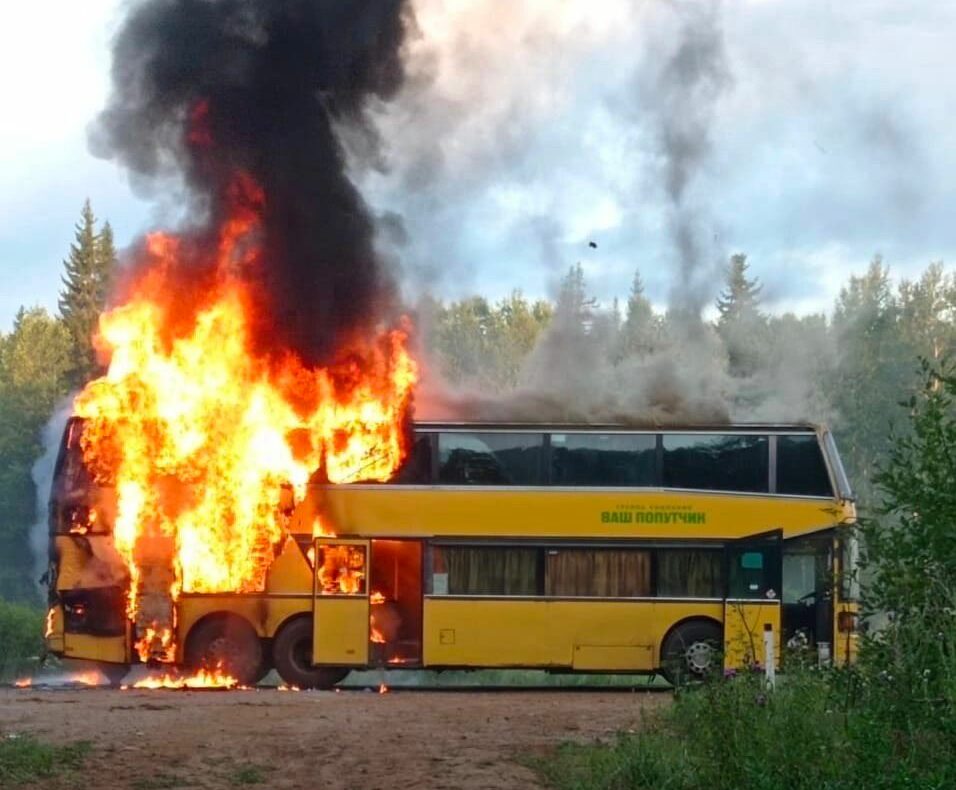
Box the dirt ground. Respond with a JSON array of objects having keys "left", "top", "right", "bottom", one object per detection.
[{"left": 0, "top": 687, "right": 666, "bottom": 789}]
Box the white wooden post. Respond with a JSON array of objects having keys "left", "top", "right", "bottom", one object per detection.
[{"left": 763, "top": 623, "right": 776, "bottom": 690}]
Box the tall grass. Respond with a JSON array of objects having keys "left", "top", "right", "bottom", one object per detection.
[{"left": 539, "top": 655, "right": 956, "bottom": 790}]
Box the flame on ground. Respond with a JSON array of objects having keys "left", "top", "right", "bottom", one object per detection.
[
  {"left": 127, "top": 667, "right": 240, "bottom": 690},
  {"left": 13, "top": 671, "right": 106, "bottom": 688},
  {"left": 73, "top": 172, "right": 418, "bottom": 663}
]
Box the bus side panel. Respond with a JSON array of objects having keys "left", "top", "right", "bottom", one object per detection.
[
  {"left": 62, "top": 634, "right": 127, "bottom": 663},
  {"left": 312, "top": 597, "right": 370, "bottom": 666},
  {"left": 723, "top": 600, "right": 781, "bottom": 669},
  {"left": 176, "top": 595, "right": 312, "bottom": 661},
  {"left": 422, "top": 599, "right": 723, "bottom": 670}
]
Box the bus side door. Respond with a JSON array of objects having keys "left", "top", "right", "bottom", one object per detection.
[
  {"left": 312, "top": 538, "right": 370, "bottom": 667},
  {"left": 724, "top": 533, "right": 782, "bottom": 670}
]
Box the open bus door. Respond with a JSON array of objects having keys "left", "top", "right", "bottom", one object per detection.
[
  {"left": 312, "top": 538, "right": 370, "bottom": 667},
  {"left": 723, "top": 532, "right": 782, "bottom": 671}
]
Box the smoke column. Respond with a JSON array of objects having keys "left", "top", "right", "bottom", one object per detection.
[
  {"left": 30, "top": 398, "right": 74, "bottom": 596},
  {"left": 91, "top": 0, "right": 413, "bottom": 364}
]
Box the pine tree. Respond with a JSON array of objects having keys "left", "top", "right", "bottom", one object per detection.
[
  {"left": 96, "top": 220, "right": 118, "bottom": 304},
  {"left": 715, "top": 254, "right": 766, "bottom": 378},
  {"left": 555, "top": 263, "right": 598, "bottom": 332},
  {"left": 621, "top": 270, "right": 657, "bottom": 357},
  {"left": 58, "top": 201, "right": 115, "bottom": 386},
  {"left": 716, "top": 254, "right": 762, "bottom": 325}
]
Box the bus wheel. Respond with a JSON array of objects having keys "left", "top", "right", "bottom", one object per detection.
[
  {"left": 661, "top": 621, "right": 722, "bottom": 687},
  {"left": 184, "top": 616, "right": 266, "bottom": 687},
  {"left": 273, "top": 617, "right": 348, "bottom": 690}
]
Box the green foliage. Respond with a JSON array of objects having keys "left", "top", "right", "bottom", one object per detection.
[
  {"left": 0, "top": 308, "right": 73, "bottom": 601},
  {"left": 0, "top": 601, "right": 44, "bottom": 679},
  {"left": 0, "top": 736, "right": 90, "bottom": 786},
  {"left": 58, "top": 199, "right": 116, "bottom": 387},
  {"left": 538, "top": 666, "right": 955, "bottom": 790},
  {"left": 859, "top": 360, "right": 956, "bottom": 734},
  {"left": 429, "top": 291, "right": 552, "bottom": 389}
]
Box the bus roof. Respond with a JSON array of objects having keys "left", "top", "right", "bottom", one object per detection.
[{"left": 412, "top": 421, "right": 825, "bottom": 433}]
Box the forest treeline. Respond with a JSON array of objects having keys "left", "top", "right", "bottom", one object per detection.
[{"left": 1, "top": 202, "right": 953, "bottom": 601}]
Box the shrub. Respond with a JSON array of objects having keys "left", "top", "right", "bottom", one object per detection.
[{"left": 0, "top": 600, "right": 44, "bottom": 680}]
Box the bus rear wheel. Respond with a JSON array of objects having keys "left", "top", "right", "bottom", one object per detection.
[
  {"left": 273, "top": 617, "right": 348, "bottom": 690},
  {"left": 661, "top": 621, "right": 722, "bottom": 687},
  {"left": 184, "top": 616, "right": 267, "bottom": 687}
]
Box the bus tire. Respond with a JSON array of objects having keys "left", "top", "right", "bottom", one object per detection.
[
  {"left": 273, "top": 617, "right": 348, "bottom": 690},
  {"left": 660, "top": 620, "right": 722, "bottom": 687},
  {"left": 184, "top": 615, "right": 266, "bottom": 687}
]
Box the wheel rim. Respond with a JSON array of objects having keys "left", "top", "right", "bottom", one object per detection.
[{"left": 684, "top": 640, "right": 716, "bottom": 675}]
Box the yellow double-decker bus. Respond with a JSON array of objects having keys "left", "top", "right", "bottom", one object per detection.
[{"left": 45, "top": 421, "right": 858, "bottom": 686}]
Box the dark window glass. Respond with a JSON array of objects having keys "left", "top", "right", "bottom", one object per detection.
[
  {"left": 550, "top": 433, "right": 656, "bottom": 486},
  {"left": 431, "top": 546, "right": 538, "bottom": 595},
  {"left": 776, "top": 435, "right": 832, "bottom": 496},
  {"left": 392, "top": 434, "right": 433, "bottom": 483},
  {"left": 662, "top": 434, "right": 768, "bottom": 492},
  {"left": 438, "top": 432, "right": 543, "bottom": 485},
  {"left": 657, "top": 550, "right": 723, "bottom": 598},
  {"left": 728, "top": 541, "right": 781, "bottom": 600},
  {"left": 545, "top": 549, "right": 651, "bottom": 597}
]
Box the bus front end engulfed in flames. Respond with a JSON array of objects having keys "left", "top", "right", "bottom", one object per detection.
[{"left": 46, "top": 171, "right": 418, "bottom": 679}]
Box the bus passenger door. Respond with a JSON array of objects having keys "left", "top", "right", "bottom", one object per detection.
[
  {"left": 312, "top": 539, "right": 370, "bottom": 667},
  {"left": 723, "top": 534, "right": 782, "bottom": 670}
]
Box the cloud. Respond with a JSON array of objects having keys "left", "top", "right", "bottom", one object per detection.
[{"left": 352, "top": 0, "right": 956, "bottom": 312}]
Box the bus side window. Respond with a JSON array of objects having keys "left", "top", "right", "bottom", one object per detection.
[
  {"left": 663, "top": 434, "right": 769, "bottom": 493},
  {"left": 656, "top": 549, "right": 723, "bottom": 598},
  {"left": 428, "top": 545, "right": 538, "bottom": 595},
  {"left": 550, "top": 434, "right": 656, "bottom": 486},
  {"left": 392, "top": 434, "right": 433, "bottom": 484},
  {"left": 776, "top": 435, "right": 832, "bottom": 496},
  {"left": 437, "top": 433, "right": 543, "bottom": 485}
]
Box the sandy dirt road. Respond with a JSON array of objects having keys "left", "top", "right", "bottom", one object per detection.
[{"left": 0, "top": 687, "right": 666, "bottom": 789}]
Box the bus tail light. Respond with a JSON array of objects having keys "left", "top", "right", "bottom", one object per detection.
[{"left": 838, "top": 611, "right": 858, "bottom": 633}]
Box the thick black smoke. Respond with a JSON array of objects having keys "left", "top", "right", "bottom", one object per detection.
[{"left": 92, "top": 0, "right": 412, "bottom": 363}]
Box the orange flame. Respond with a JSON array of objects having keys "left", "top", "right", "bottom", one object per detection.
[
  {"left": 14, "top": 678, "right": 31, "bottom": 688},
  {"left": 73, "top": 172, "right": 417, "bottom": 662},
  {"left": 128, "top": 667, "right": 239, "bottom": 690}
]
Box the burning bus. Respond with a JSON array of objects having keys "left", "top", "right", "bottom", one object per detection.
[
  {"left": 46, "top": 416, "right": 859, "bottom": 687},
  {"left": 45, "top": 0, "right": 859, "bottom": 690}
]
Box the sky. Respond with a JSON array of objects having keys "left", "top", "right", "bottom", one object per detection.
[{"left": 2, "top": 0, "right": 955, "bottom": 332}]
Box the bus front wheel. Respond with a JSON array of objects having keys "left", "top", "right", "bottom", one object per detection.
[
  {"left": 273, "top": 617, "right": 348, "bottom": 690},
  {"left": 660, "top": 620, "right": 722, "bottom": 687}
]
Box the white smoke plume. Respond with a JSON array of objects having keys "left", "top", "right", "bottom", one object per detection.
[{"left": 29, "top": 398, "right": 74, "bottom": 596}]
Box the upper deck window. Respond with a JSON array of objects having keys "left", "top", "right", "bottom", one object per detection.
[
  {"left": 392, "top": 434, "right": 433, "bottom": 483},
  {"left": 550, "top": 433, "right": 656, "bottom": 487},
  {"left": 438, "top": 432, "right": 544, "bottom": 485},
  {"left": 662, "top": 434, "right": 769, "bottom": 493},
  {"left": 776, "top": 434, "right": 832, "bottom": 496}
]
